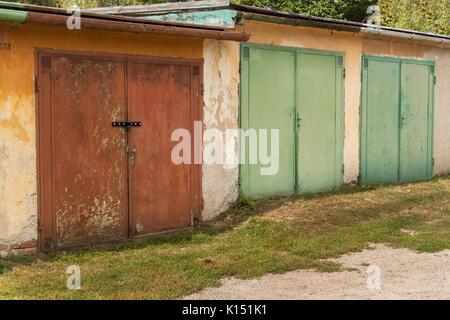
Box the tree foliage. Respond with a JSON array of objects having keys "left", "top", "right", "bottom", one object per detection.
[
  {"left": 236, "top": 0, "right": 376, "bottom": 22},
  {"left": 14, "top": 0, "right": 170, "bottom": 8},
  {"left": 11, "top": 0, "right": 450, "bottom": 34},
  {"left": 378, "top": 0, "right": 449, "bottom": 35}
]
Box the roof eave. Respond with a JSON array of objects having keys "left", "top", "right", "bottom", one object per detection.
[{"left": 0, "top": 1, "right": 249, "bottom": 42}]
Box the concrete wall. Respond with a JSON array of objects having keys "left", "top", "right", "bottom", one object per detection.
[
  {"left": 202, "top": 39, "right": 240, "bottom": 220},
  {"left": 0, "top": 22, "right": 203, "bottom": 253},
  {"left": 425, "top": 47, "right": 450, "bottom": 175}
]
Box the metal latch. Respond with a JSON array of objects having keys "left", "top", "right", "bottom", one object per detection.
[
  {"left": 112, "top": 122, "right": 142, "bottom": 128},
  {"left": 126, "top": 144, "right": 137, "bottom": 168}
]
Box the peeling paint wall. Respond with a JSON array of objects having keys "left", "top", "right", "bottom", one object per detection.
[
  {"left": 0, "top": 22, "right": 202, "bottom": 250},
  {"left": 202, "top": 39, "right": 240, "bottom": 220}
]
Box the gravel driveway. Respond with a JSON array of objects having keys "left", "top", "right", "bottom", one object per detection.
[{"left": 185, "top": 245, "right": 450, "bottom": 300}]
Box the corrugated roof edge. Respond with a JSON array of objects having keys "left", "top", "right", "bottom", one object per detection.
[
  {"left": 0, "top": 1, "right": 249, "bottom": 41},
  {"left": 231, "top": 3, "right": 450, "bottom": 41},
  {"left": 84, "top": 0, "right": 231, "bottom": 15},
  {"left": 83, "top": 0, "right": 449, "bottom": 44}
]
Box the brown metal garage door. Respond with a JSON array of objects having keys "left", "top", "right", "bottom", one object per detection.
[{"left": 37, "top": 50, "right": 202, "bottom": 251}]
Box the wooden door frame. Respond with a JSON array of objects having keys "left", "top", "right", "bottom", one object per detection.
[
  {"left": 35, "top": 48, "right": 204, "bottom": 252},
  {"left": 359, "top": 54, "right": 435, "bottom": 185}
]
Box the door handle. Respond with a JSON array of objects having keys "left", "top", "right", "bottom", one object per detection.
[
  {"left": 400, "top": 114, "right": 406, "bottom": 129},
  {"left": 126, "top": 144, "right": 136, "bottom": 168},
  {"left": 297, "top": 114, "right": 302, "bottom": 129}
]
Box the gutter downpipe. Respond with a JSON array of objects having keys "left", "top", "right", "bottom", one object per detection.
[{"left": 360, "top": 27, "right": 450, "bottom": 48}]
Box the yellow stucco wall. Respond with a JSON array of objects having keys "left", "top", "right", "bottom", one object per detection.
[{"left": 0, "top": 22, "right": 203, "bottom": 247}]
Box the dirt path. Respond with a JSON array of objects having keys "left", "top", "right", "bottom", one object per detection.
[{"left": 185, "top": 245, "right": 450, "bottom": 300}]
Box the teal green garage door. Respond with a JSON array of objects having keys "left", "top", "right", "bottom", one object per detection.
[
  {"left": 360, "top": 56, "right": 435, "bottom": 185},
  {"left": 240, "top": 44, "right": 344, "bottom": 197}
]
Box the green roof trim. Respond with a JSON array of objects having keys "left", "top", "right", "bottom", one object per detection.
[
  {"left": 0, "top": 8, "right": 27, "bottom": 24},
  {"left": 145, "top": 9, "right": 237, "bottom": 28},
  {"left": 0, "top": 1, "right": 26, "bottom": 9}
]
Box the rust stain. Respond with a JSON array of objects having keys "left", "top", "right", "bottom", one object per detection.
[
  {"left": 47, "top": 56, "right": 128, "bottom": 248},
  {"left": 127, "top": 60, "right": 199, "bottom": 236}
]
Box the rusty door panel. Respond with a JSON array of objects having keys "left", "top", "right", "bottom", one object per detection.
[
  {"left": 50, "top": 56, "right": 128, "bottom": 248},
  {"left": 37, "top": 50, "right": 203, "bottom": 251},
  {"left": 127, "top": 61, "right": 197, "bottom": 236}
]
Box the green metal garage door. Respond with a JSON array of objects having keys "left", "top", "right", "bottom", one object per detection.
[
  {"left": 297, "top": 52, "right": 344, "bottom": 193},
  {"left": 360, "top": 56, "right": 435, "bottom": 185},
  {"left": 240, "top": 46, "right": 296, "bottom": 197},
  {"left": 240, "top": 44, "right": 344, "bottom": 197}
]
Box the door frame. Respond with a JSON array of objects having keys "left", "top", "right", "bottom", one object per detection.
[
  {"left": 359, "top": 54, "right": 435, "bottom": 185},
  {"left": 239, "top": 43, "right": 345, "bottom": 196},
  {"left": 35, "top": 48, "right": 204, "bottom": 251}
]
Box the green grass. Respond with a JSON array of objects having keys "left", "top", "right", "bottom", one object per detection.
[{"left": 1, "top": 175, "right": 449, "bottom": 299}]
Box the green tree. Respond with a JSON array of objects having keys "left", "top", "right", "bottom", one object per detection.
[
  {"left": 378, "top": 0, "right": 449, "bottom": 35},
  {"left": 236, "top": 0, "right": 376, "bottom": 21},
  {"left": 13, "top": 0, "right": 172, "bottom": 8}
]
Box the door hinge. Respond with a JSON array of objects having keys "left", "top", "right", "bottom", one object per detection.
[
  {"left": 34, "top": 77, "right": 39, "bottom": 93},
  {"left": 343, "top": 68, "right": 346, "bottom": 79},
  {"left": 43, "top": 237, "right": 54, "bottom": 252},
  {"left": 432, "top": 158, "right": 435, "bottom": 167},
  {"left": 433, "top": 75, "right": 436, "bottom": 85},
  {"left": 342, "top": 164, "right": 345, "bottom": 174},
  {"left": 129, "top": 225, "right": 134, "bottom": 238}
]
